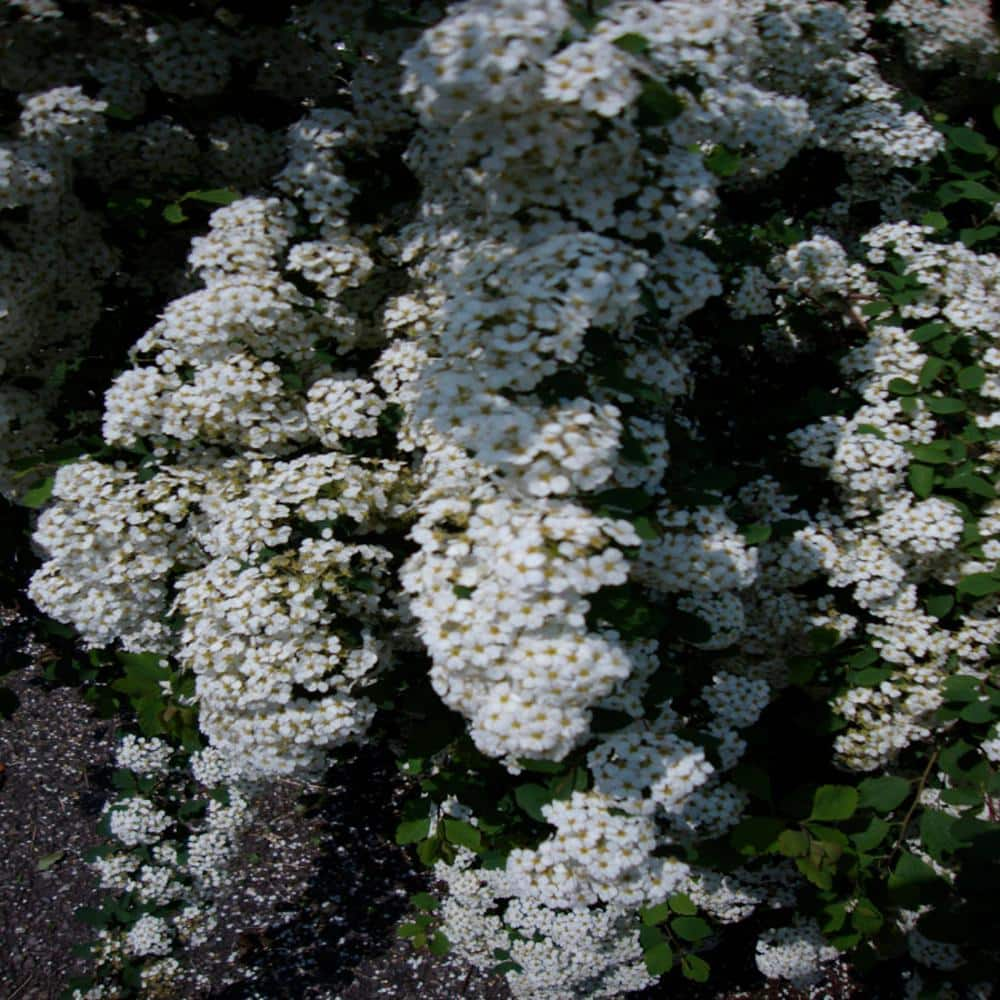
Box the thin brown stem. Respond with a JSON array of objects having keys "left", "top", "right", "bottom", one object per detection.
[{"left": 889, "top": 748, "right": 940, "bottom": 863}]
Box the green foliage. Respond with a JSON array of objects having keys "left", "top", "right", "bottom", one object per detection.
[
  {"left": 857, "top": 776, "right": 911, "bottom": 813},
  {"left": 809, "top": 785, "right": 859, "bottom": 822},
  {"left": 111, "top": 653, "right": 201, "bottom": 750}
]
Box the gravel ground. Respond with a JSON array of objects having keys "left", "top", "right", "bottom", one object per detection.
[
  {"left": 0, "top": 609, "right": 510, "bottom": 1000},
  {"left": 0, "top": 606, "right": 871, "bottom": 1000}
]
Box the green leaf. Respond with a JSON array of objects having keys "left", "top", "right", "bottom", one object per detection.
[
  {"left": 810, "top": 785, "right": 858, "bottom": 822},
  {"left": 942, "top": 473, "right": 995, "bottom": 498},
  {"left": 908, "top": 463, "right": 934, "bottom": 498},
  {"left": 428, "top": 931, "right": 450, "bottom": 956},
  {"left": 569, "top": 3, "right": 601, "bottom": 29},
  {"left": 111, "top": 769, "right": 138, "bottom": 791},
  {"left": 641, "top": 903, "right": 671, "bottom": 926},
  {"left": 923, "top": 396, "right": 965, "bottom": 414},
  {"left": 177, "top": 798, "right": 206, "bottom": 820},
  {"left": 911, "top": 321, "right": 949, "bottom": 343},
  {"left": 21, "top": 477, "right": 54, "bottom": 508},
  {"left": 846, "top": 646, "right": 880, "bottom": 669},
  {"left": 631, "top": 515, "right": 660, "bottom": 541},
  {"left": 671, "top": 916, "right": 712, "bottom": 942},
  {"left": 183, "top": 188, "right": 241, "bottom": 205},
  {"left": 680, "top": 954, "right": 710, "bottom": 983},
  {"left": 120, "top": 962, "right": 142, "bottom": 989},
  {"left": 787, "top": 656, "right": 819, "bottom": 685},
  {"left": 852, "top": 816, "right": 891, "bottom": 852},
  {"left": 822, "top": 901, "right": 847, "bottom": 933},
  {"left": 851, "top": 899, "right": 884, "bottom": 936},
  {"left": 637, "top": 80, "right": 685, "bottom": 123},
  {"left": 937, "top": 179, "right": 1000, "bottom": 205},
  {"left": 162, "top": 203, "right": 187, "bottom": 224},
  {"left": 920, "top": 810, "right": 963, "bottom": 859},
  {"left": 888, "top": 378, "right": 917, "bottom": 396},
  {"left": 944, "top": 674, "right": 983, "bottom": 702},
  {"left": 443, "top": 818, "right": 482, "bottom": 852},
  {"left": 920, "top": 211, "right": 948, "bottom": 231},
  {"left": 776, "top": 829, "right": 810, "bottom": 857},
  {"left": 957, "top": 366, "right": 986, "bottom": 390},
  {"left": 851, "top": 666, "right": 894, "bottom": 688},
  {"left": 854, "top": 423, "right": 886, "bottom": 439},
  {"left": 909, "top": 442, "right": 953, "bottom": 464},
  {"left": 613, "top": 32, "right": 650, "bottom": 54},
  {"left": 860, "top": 300, "right": 892, "bottom": 317},
  {"left": 639, "top": 925, "right": 666, "bottom": 952},
  {"left": 939, "top": 786, "right": 983, "bottom": 807},
  {"left": 889, "top": 851, "right": 950, "bottom": 908},
  {"left": 411, "top": 892, "right": 439, "bottom": 911},
  {"left": 925, "top": 593, "right": 954, "bottom": 619},
  {"left": 829, "top": 931, "right": 862, "bottom": 951},
  {"left": 729, "top": 816, "right": 783, "bottom": 855},
  {"left": 644, "top": 941, "right": 674, "bottom": 976},
  {"left": 960, "top": 226, "right": 1000, "bottom": 246},
  {"left": 515, "top": 783, "right": 553, "bottom": 823},
  {"left": 706, "top": 146, "right": 742, "bottom": 178},
  {"left": 806, "top": 823, "right": 849, "bottom": 849},
  {"left": 395, "top": 817, "right": 430, "bottom": 845},
  {"left": 918, "top": 357, "right": 948, "bottom": 388},
  {"left": 807, "top": 627, "right": 840, "bottom": 653},
  {"left": 957, "top": 573, "right": 1000, "bottom": 597},
  {"left": 667, "top": 893, "right": 697, "bottom": 916},
  {"left": 740, "top": 522, "right": 772, "bottom": 545},
  {"left": 36, "top": 850, "right": 65, "bottom": 871},
  {"left": 943, "top": 126, "right": 994, "bottom": 157},
  {"left": 959, "top": 700, "right": 993, "bottom": 723},
  {"left": 588, "top": 487, "right": 654, "bottom": 513},
  {"left": 857, "top": 775, "right": 910, "bottom": 813},
  {"left": 796, "top": 856, "right": 833, "bottom": 890}
]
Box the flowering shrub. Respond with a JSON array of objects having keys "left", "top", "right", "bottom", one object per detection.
[
  {"left": 69, "top": 737, "right": 253, "bottom": 998},
  {"left": 7, "top": 1, "right": 1000, "bottom": 997}
]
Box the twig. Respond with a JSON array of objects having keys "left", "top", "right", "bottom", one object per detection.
[
  {"left": 278, "top": 775, "right": 328, "bottom": 794},
  {"left": 9, "top": 972, "right": 35, "bottom": 999},
  {"left": 890, "top": 747, "right": 940, "bottom": 862}
]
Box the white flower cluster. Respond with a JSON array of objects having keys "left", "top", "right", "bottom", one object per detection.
[
  {"left": 505, "top": 789, "right": 689, "bottom": 908},
  {"left": 28, "top": 459, "right": 205, "bottom": 652},
  {"left": 126, "top": 914, "right": 173, "bottom": 958},
  {"left": 2, "top": 0, "right": 375, "bottom": 500},
  {"left": 176, "top": 536, "right": 390, "bottom": 777},
  {"left": 883, "top": 0, "right": 999, "bottom": 73},
  {"left": 88, "top": 740, "right": 254, "bottom": 993},
  {"left": 402, "top": 495, "right": 638, "bottom": 762},
  {"left": 30, "top": 100, "right": 418, "bottom": 777},
  {"left": 688, "top": 862, "right": 799, "bottom": 924},
  {"left": 433, "top": 849, "right": 656, "bottom": 1000},
  {"left": 781, "top": 223, "right": 999, "bottom": 770},
  {"left": 115, "top": 735, "right": 174, "bottom": 778},
  {"left": 107, "top": 797, "right": 174, "bottom": 848},
  {"left": 306, "top": 376, "right": 386, "bottom": 445},
  {"left": 22, "top": 2, "right": 998, "bottom": 996},
  {"left": 755, "top": 919, "right": 840, "bottom": 987},
  {"left": 776, "top": 233, "right": 874, "bottom": 300},
  {"left": 729, "top": 265, "right": 775, "bottom": 318}
]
